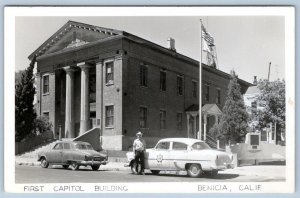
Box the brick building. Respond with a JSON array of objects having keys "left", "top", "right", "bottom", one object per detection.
[{"left": 29, "top": 21, "right": 251, "bottom": 150}]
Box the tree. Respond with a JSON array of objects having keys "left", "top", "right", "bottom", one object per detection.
[
  {"left": 255, "top": 79, "right": 285, "bottom": 142},
  {"left": 218, "top": 71, "right": 249, "bottom": 143},
  {"left": 15, "top": 56, "right": 36, "bottom": 142}
]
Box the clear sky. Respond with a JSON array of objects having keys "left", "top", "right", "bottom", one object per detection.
[{"left": 15, "top": 16, "right": 285, "bottom": 83}]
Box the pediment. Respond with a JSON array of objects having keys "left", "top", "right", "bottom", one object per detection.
[{"left": 29, "top": 21, "right": 122, "bottom": 59}]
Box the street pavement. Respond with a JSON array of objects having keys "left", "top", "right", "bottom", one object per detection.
[{"left": 15, "top": 164, "right": 286, "bottom": 183}]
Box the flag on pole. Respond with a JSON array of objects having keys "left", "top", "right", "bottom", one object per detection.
[{"left": 201, "top": 23, "right": 217, "bottom": 68}]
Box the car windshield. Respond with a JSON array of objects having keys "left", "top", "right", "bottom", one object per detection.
[
  {"left": 75, "top": 143, "right": 93, "bottom": 150},
  {"left": 191, "top": 142, "right": 211, "bottom": 150}
]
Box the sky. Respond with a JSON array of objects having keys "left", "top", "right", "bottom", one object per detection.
[{"left": 15, "top": 16, "right": 285, "bottom": 83}]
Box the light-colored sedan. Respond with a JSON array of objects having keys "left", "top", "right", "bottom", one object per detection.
[
  {"left": 37, "top": 141, "right": 108, "bottom": 171},
  {"left": 125, "top": 138, "right": 234, "bottom": 177}
]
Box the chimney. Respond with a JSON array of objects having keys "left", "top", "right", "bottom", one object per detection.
[
  {"left": 167, "top": 37, "right": 176, "bottom": 51},
  {"left": 253, "top": 76, "right": 257, "bottom": 85}
]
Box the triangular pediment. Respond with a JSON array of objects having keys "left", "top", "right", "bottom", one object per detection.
[{"left": 29, "top": 21, "right": 122, "bottom": 59}]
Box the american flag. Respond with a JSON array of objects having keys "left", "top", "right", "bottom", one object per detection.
[{"left": 201, "top": 24, "right": 214, "bottom": 46}]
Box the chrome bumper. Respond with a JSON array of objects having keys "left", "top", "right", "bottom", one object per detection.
[
  {"left": 79, "top": 160, "right": 108, "bottom": 166},
  {"left": 211, "top": 163, "right": 234, "bottom": 170}
]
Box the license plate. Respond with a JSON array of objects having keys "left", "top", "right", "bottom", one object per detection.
[{"left": 94, "top": 157, "right": 102, "bottom": 161}]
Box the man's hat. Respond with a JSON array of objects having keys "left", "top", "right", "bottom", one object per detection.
[{"left": 136, "top": 131, "right": 142, "bottom": 136}]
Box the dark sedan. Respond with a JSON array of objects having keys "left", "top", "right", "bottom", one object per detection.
[{"left": 37, "top": 141, "right": 108, "bottom": 171}]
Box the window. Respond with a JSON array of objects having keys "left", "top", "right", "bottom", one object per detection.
[
  {"left": 43, "top": 75, "right": 49, "bottom": 94},
  {"left": 177, "top": 113, "right": 183, "bottom": 130},
  {"left": 105, "top": 62, "right": 114, "bottom": 84},
  {"left": 192, "top": 80, "right": 197, "bottom": 98},
  {"left": 205, "top": 84, "right": 210, "bottom": 101},
  {"left": 63, "top": 143, "right": 70, "bottom": 150},
  {"left": 105, "top": 105, "right": 114, "bottom": 127},
  {"left": 172, "top": 142, "right": 188, "bottom": 150},
  {"left": 139, "top": 107, "right": 147, "bottom": 128},
  {"left": 43, "top": 112, "right": 49, "bottom": 120},
  {"left": 53, "top": 143, "right": 63, "bottom": 150},
  {"left": 160, "top": 110, "right": 166, "bottom": 129},
  {"left": 177, "top": 75, "right": 183, "bottom": 95},
  {"left": 160, "top": 70, "right": 166, "bottom": 91},
  {"left": 216, "top": 89, "right": 221, "bottom": 104},
  {"left": 191, "top": 142, "right": 211, "bottom": 150},
  {"left": 140, "top": 64, "right": 148, "bottom": 87},
  {"left": 156, "top": 142, "right": 170, "bottom": 150}
]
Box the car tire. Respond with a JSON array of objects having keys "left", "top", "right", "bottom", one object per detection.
[
  {"left": 70, "top": 162, "right": 79, "bottom": 171},
  {"left": 208, "top": 170, "right": 218, "bottom": 177},
  {"left": 187, "top": 164, "right": 203, "bottom": 178},
  {"left": 62, "top": 165, "right": 69, "bottom": 169},
  {"left": 40, "top": 158, "right": 49, "bottom": 168},
  {"left": 150, "top": 170, "right": 160, "bottom": 175},
  {"left": 91, "top": 165, "right": 100, "bottom": 171}
]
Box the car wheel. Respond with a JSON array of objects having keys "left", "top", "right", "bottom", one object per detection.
[
  {"left": 40, "top": 158, "right": 49, "bottom": 168},
  {"left": 208, "top": 170, "right": 218, "bottom": 177},
  {"left": 150, "top": 170, "right": 160, "bottom": 175},
  {"left": 130, "top": 161, "right": 140, "bottom": 174},
  {"left": 70, "top": 162, "right": 79, "bottom": 171},
  {"left": 62, "top": 165, "right": 69, "bottom": 169},
  {"left": 91, "top": 165, "right": 100, "bottom": 171},
  {"left": 187, "top": 164, "right": 203, "bottom": 178}
]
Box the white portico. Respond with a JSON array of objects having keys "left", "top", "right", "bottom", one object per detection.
[{"left": 186, "top": 104, "right": 222, "bottom": 140}]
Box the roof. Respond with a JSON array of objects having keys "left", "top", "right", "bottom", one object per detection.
[
  {"left": 185, "top": 104, "right": 222, "bottom": 115},
  {"left": 29, "top": 20, "right": 252, "bottom": 89},
  {"left": 245, "top": 86, "right": 260, "bottom": 95},
  {"left": 158, "top": 138, "right": 204, "bottom": 145}
]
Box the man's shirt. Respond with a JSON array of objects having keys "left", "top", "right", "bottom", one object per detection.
[{"left": 133, "top": 138, "right": 146, "bottom": 151}]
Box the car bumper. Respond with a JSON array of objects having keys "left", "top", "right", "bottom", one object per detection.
[
  {"left": 211, "top": 163, "right": 234, "bottom": 170},
  {"left": 78, "top": 160, "right": 108, "bottom": 166}
]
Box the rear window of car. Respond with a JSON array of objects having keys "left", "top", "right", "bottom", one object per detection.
[
  {"left": 172, "top": 142, "right": 188, "bottom": 150},
  {"left": 156, "top": 142, "right": 170, "bottom": 150},
  {"left": 75, "top": 144, "right": 93, "bottom": 150},
  {"left": 191, "top": 142, "right": 211, "bottom": 150}
]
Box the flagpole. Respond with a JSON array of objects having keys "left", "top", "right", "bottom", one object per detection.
[{"left": 199, "top": 19, "right": 203, "bottom": 140}]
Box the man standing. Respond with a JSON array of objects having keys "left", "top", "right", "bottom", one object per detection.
[{"left": 133, "top": 131, "right": 146, "bottom": 175}]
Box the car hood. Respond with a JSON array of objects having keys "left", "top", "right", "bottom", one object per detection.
[{"left": 78, "top": 150, "right": 107, "bottom": 157}]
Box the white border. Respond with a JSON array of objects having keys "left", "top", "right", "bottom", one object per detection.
[{"left": 4, "top": 6, "right": 295, "bottom": 193}]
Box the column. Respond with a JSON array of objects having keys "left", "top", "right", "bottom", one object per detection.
[
  {"left": 215, "top": 115, "right": 219, "bottom": 125},
  {"left": 186, "top": 114, "right": 190, "bottom": 138},
  {"left": 204, "top": 114, "right": 207, "bottom": 141},
  {"left": 63, "top": 66, "right": 76, "bottom": 138},
  {"left": 193, "top": 115, "right": 197, "bottom": 139},
  {"left": 78, "top": 62, "right": 91, "bottom": 135}
]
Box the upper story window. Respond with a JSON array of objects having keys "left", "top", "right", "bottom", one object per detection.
[
  {"left": 139, "top": 106, "right": 148, "bottom": 128},
  {"left": 216, "top": 89, "right": 221, "bottom": 104},
  {"left": 177, "top": 75, "right": 184, "bottom": 96},
  {"left": 105, "top": 105, "right": 114, "bottom": 127},
  {"left": 105, "top": 61, "right": 114, "bottom": 85},
  {"left": 205, "top": 84, "right": 210, "bottom": 102},
  {"left": 43, "top": 75, "right": 49, "bottom": 94},
  {"left": 140, "top": 64, "right": 148, "bottom": 87},
  {"left": 192, "top": 80, "right": 197, "bottom": 98},
  {"left": 160, "top": 110, "right": 167, "bottom": 129},
  {"left": 160, "top": 70, "right": 166, "bottom": 91}
]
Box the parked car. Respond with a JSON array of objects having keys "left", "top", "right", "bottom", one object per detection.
[
  {"left": 125, "top": 138, "right": 234, "bottom": 177},
  {"left": 37, "top": 141, "right": 108, "bottom": 171}
]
